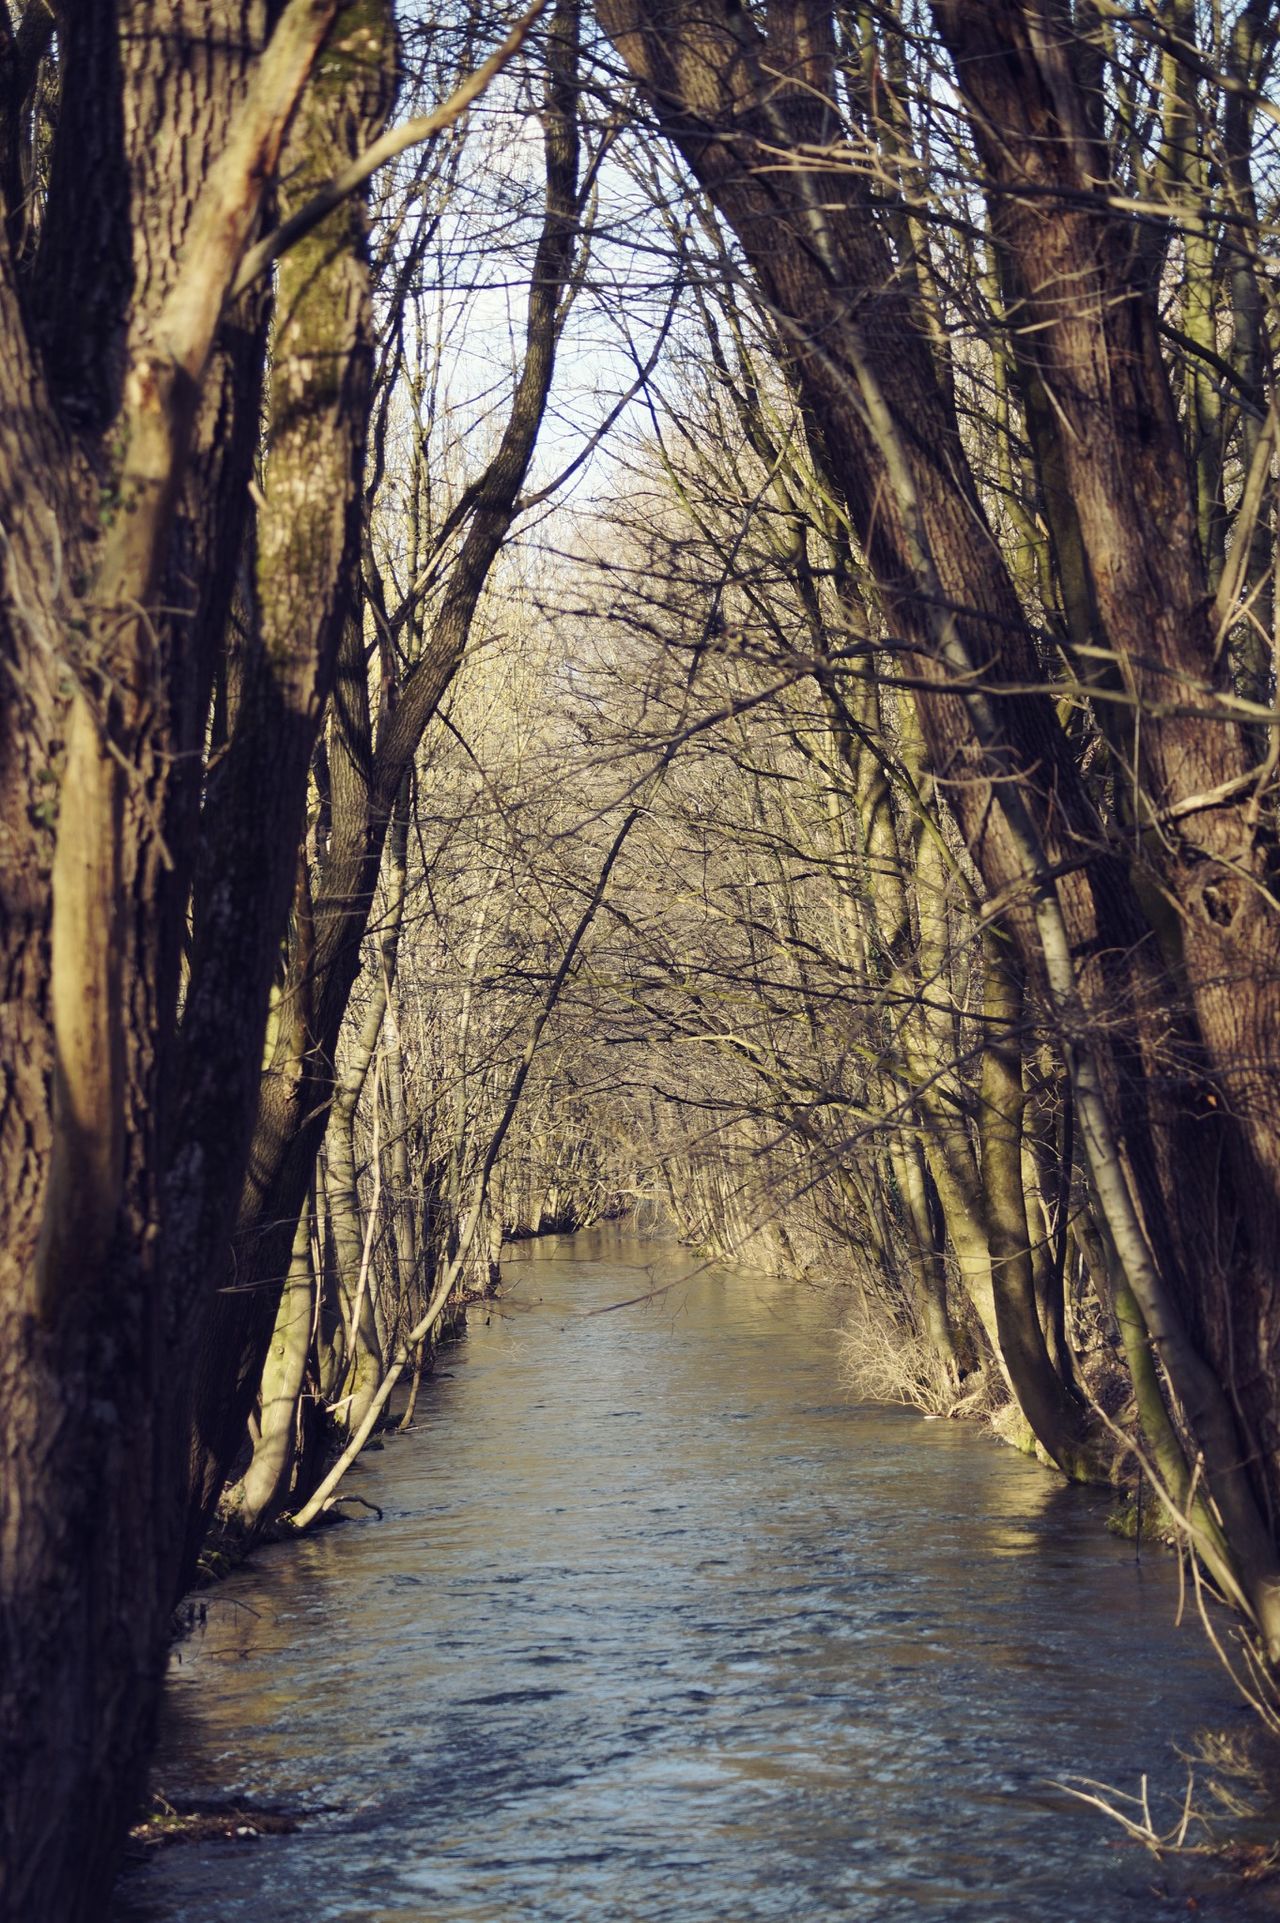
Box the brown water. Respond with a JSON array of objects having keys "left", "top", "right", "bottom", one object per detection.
[{"left": 114, "top": 1229, "right": 1280, "bottom": 1922}]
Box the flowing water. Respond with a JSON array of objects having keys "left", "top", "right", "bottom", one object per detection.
[{"left": 114, "top": 1229, "right": 1280, "bottom": 1922}]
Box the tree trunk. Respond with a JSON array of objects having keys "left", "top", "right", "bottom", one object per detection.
[
  {"left": 238, "top": 1198, "right": 316, "bottom": 1531},
  {"left": 978, "top": 939, "right": 1098, "bottom": 1479},
  {"left": 0, "top": 6, "right": 382, "bottom": 1915}
]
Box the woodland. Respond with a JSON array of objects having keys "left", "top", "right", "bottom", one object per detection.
[{"left": 3, "top": 0, "right": 1280, "bottom": 1916}]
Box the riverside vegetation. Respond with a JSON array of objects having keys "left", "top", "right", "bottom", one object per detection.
[{"left": 4, "top": 3, "right": 1280, "bottom": 1916}]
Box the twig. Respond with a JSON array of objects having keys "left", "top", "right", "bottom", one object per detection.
[
  {"left": 325, "top": 1494, "right": 384, "bottom": 1520},
  {"left": 232, "top": 0, "right": 550, "bottom": 295}
]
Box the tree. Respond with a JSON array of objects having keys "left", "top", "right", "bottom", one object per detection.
[
  {"left": 0, "top": 3, "right": 555, "bottom": 1914},
  {"left": 596, "top": 0, "right": 1280, "bottom": 1658},
  {"left": 183, "top": 0, "right": 585, "bottom": 1565}
]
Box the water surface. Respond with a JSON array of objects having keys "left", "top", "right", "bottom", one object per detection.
[{"left": 114, "top": 1229, "right": 1279, "bottom": 1921}]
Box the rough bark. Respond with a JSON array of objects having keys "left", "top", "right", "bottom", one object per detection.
[
  {"left": 180, "top": 0, "right": 399, "bottom": 1559},
  {"left": 0, "top": 7, "right": 400, "bottom": 1916},
  {"left": 931, "top": 0, "right": 1280, "bottom": 1607}
]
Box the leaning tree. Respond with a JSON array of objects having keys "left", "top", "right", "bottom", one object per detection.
[{"left": 597, "top": 0, "right": 1280, "bottom": 1653}]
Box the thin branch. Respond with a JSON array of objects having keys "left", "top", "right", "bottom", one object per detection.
[{"left": 232, "top": 0, "right": 551, "bottom": 296}]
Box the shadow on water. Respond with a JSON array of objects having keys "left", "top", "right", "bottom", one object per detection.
[{"left": 114, "top": 1228, "right": 1280, "bottom": 1922}]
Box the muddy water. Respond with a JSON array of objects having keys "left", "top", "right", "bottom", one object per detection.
[{"left": 114, "top": 1229, "right": 1279, "bottom": 1921}]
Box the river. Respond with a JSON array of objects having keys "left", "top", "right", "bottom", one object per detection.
[{"left": 113, "top": 1228, "right": 1280, "bottom": 1921}]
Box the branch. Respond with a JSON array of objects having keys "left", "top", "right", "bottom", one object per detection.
[
  {"left": 289, "top": 800, "right": 640, "bottom": 1531},
  {"left": 1159, "top": 320, "right": 1267, "bottom": 419},
  {"left": 232, "top": 0, "right": 551, "bottom": 297}
]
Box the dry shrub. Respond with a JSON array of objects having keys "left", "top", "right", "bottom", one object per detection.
[{"left": 838, "top": 1288, "right": 963, "bottom": 1418}]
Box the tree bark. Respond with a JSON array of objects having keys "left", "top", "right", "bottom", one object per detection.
[
  {"left": 181, "top": 0, "right": 399, "bottom": 1561},
  {"left": 0, "top": 5, "right": 382, "bottom": 1915},
  {"left": 978, "top": 938, "right": 1098, "bottom": 1479}
]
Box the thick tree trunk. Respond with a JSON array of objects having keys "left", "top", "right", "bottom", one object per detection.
[
  {"left": 0, "top": 6, "right": 369, "bottom": 1916},
  {"left": 930, "top": 0, "right": 1280, "bottom": 1540},
  {"left": 182, "top": 1, "right": 398, "bottom": 1561}
]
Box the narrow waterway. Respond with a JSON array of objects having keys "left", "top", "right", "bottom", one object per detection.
[{"left": 115, "top": 1230, "right": 1279, "bottom": 1922}]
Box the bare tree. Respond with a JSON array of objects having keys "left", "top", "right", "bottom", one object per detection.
[{"left": 595, "top": 0, "right": 1280, "bottom": 1659}]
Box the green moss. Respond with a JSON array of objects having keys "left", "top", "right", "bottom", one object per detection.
[
  {"left": 314, "top": 0, "right": 392, "bottom": 100},
  {"left": 1106, "top": 1492, "right": 1176, "bottom": 1545},
  {"left": 988, "top": 1399, "right": 1038, "bottom": 1458}
]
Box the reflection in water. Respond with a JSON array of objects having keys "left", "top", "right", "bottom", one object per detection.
[{"left": 115, "top": 1230, "right": 1276, "bottom": 1922}]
